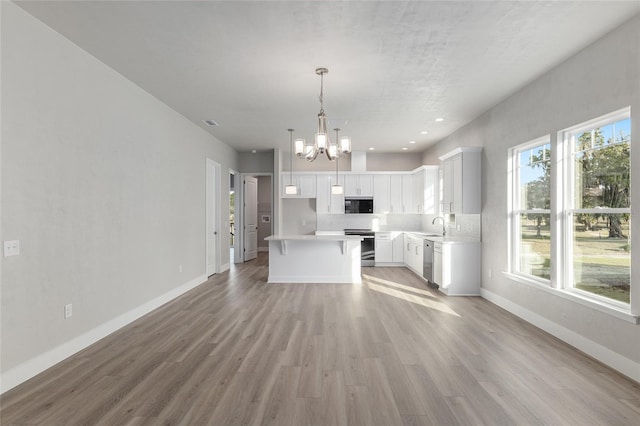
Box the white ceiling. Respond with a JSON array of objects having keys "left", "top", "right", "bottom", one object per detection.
[{"left": 16, "top": 1, "right": 640, "bottom": 154}]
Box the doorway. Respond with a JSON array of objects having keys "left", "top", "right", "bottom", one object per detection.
[{"left": 236, "top": 173, "right": 273, "bottom": 263}]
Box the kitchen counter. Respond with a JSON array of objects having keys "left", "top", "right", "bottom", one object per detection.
[
  {"left": 401, "top": 231, "right": 480, "bottom": 244},
  {"left": 265, "top": 235, "right": 362, "bottom": 283}
]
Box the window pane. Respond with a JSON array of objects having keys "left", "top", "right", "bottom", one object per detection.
[
  {"left": 573, "top": 143, "right": 630, "bottom": 209},
  {"left": 614, "top": 118, "right": 631, "bottom": 143},
  {"left": 518, "top": 144, "right": 550, "bottom": 210},
  {"left": 517, "top": 213, "right": 550, "bottom": 279},
  {"left": 572, "top": 213, "right": 630, "bottom": 303}
]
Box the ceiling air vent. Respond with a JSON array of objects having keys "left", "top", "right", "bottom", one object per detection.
[{"left": 203, "top": 119, "right": 219, "bottom": 127}]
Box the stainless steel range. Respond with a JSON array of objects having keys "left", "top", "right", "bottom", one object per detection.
[{"left": 344, "top": 229, "right": 375, "bottom": 266}]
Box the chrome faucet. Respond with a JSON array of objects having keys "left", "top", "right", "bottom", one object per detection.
[{"left": 432, "top": 216, "right": 446, "bottom": 236}]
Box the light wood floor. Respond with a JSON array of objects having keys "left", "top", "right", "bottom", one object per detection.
[{"left": 2, "top": 253, "right": 639, "bottom": 425}]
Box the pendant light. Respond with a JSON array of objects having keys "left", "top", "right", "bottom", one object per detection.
[
  {"left": 284, "top": 129, "right": 297, "bottom": 195},
  {"left": 331, "top": 128, "right": 344, "bottom": 195}
]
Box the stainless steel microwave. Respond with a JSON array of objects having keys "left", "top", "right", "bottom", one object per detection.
[{"left": 344, "top": 197, "right": 373, "bottom": 214}]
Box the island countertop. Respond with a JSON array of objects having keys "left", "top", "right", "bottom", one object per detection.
[{"left": 265, "top": 234, "right": 362, "bottom": 241}]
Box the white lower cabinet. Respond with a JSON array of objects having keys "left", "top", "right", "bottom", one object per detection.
[
  {"left": 433, "top": 242, "right": 443, "bottom": 286},
  {"left": 434, "top": 241, "right": 481, "bottom": 296},
  {"left": 375, "top": 232, "right": 404, "bottom": 265},
  {"left": 403, "top": 234, "right": 424, "bottom": 274}
]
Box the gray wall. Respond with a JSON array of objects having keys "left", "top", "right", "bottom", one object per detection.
[
  {"left": 239, "top": 150, "right": 274, "bottom": 173},
  {"left": 1, "top": 2, "right": 238, "bottom": 388},
  {"left": 366, "top": 152, "right": 425, "bottom": 171},
  {"left": 423, "top": 14, "right": 640, "bottom": 375}
]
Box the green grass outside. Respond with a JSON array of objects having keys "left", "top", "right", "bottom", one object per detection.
[{"left": 519, "top": 218, "right": 630, "bottom": 303}]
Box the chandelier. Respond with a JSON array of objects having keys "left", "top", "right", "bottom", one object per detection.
[{"left": 294, "top": 68, "right": 352, "bottom": 161}]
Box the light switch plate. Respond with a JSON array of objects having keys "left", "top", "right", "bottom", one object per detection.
[{"left": 4, "top": 240, "right": 20, "bottom": 257}]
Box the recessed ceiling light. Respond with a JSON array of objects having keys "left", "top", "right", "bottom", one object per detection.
[
  {"left": 402, "top": 147, "right": 408, "bottom": 150},
  {"left": 420, "top": 131, "right": 428, "bottom": 135},
  {"left": 369, "top": 147, "right": 375, "bottom": 151},
  {"left": 203, "top": 119, "right": 219, "bottom": 126},
  {"left": 251, "top": 149, "right": 257, "bottom": 154},
  {"left": 409, "top": 140, "right": 416, "bottom": 144},
  {"left": 435, "top": 118, "right": 444, "bottom": 122}
]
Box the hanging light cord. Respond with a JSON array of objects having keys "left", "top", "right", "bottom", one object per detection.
[
  {"left": 335, "top": 128, "right": 340, "bottom": 178},
  {"left": 288, "top": 129, "right": 294, "bottom": 185}
]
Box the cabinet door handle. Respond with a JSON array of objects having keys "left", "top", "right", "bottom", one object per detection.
[{"left": 449, "top": 202, "right": 453, "bottom": 212}]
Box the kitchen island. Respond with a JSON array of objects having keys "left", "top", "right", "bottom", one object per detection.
[{"left": 265, "top": 235, "right": 362, "bottom": 283}]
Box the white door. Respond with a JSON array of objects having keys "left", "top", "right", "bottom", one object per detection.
[
  {"left": 243, "top": 176, "right": 258, "bottom": 261},
  {"left": 206, "top": 159, "right": 219, "bottom": 277}
]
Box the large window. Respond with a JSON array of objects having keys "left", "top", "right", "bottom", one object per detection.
[
  {"left": 509, "top": 107, "right": 632, "bottom": 308},
  {"left": 564, "top": 110, "right": 631, "bottom": 304},
  {"left": 509, "top": 137, "right": 551, "bottom": 281}
]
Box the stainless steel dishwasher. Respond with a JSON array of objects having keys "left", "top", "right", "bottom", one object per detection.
[{"left": 423, "top": 239, "right": 434, "bottom": 283}]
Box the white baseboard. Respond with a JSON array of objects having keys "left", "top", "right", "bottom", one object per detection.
[
  {"left": 258, "top": 246, "right": 269, "bottom": 252},
  {"left": 0, "top": 274, "right": 207, "bottom": 394},
  {"left": 481, "top": 289, "right": 640, "bottom": 383},
  {"left": 220, "top": 262, "right": 230, "bottom": 272}
]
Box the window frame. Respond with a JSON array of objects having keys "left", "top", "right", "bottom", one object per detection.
[
  {"left": 560, "top": 107, "right": 631, "bottom": 309},
  {"left": 508, "top": 135, "right": 552, "bottom": 284}
]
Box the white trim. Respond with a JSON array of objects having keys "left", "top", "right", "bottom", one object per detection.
[
  {"left": 562, "top": 106, "right": 631, "bottom": 134},
  {"left": 503, "top": 271, "right": 638, "bottom": 324},
  {"left": 220, "top": 262, "right": 230, "bottom": 272},
  {"left": 481, "top": 288, "right": 640, "bottom": 383},
  {"left": 206, "top": 158, "right": 221, "bottom": 276},
  {"left": 438, "top": 146, "right": 483, "bottom": 161},
  {"left": 258, "top": 246, "right": 269, "bottom": 252},
  {"left": 0, "top": 274, "right": 207, "bottom": 394}
]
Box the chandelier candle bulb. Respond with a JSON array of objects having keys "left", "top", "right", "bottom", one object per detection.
[
  {"left": 340, "top": 136, "right": 351, "bottom": 154},
  {"left": 294, "top": 139, "right": 305, "bottom": 157},
  {"left": 316, "top": 133, "right": 327, "bottom": 151}
]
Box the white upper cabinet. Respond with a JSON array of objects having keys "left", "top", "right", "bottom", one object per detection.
[
  {"left": 439, "top": 147, "right": 482, "bottom": 214},
  {"left": 316, "top": 175, "right": 331, "bottom": 213},
  {"left": 281, "top": 173, "right": 316, "bottom": 198},
  {"left": 344, "top": 174, "right": 373, "bottom": 197},
  {"left": 423, "top": 167, "right": 439, "bottom": 214},
  {"left": 401, "top": 174, "right": 414, "bottom": 213},
  {"left": 412, "top": 170, "right": 425, "bottom": 213},
  {"left": 373, "top": 175, "right": 391, "bottom": 213},
  {"left": 407, "top": 166, "right": 439, "bottom": 214},
  {"left": 316, "top": 174, "right": 345, "bottom": 213},
  {"left": 389, "top": 175, "right": 404, "bottom": 214}
]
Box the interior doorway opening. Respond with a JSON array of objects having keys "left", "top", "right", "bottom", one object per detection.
[{"left": 230, "top": 170, "right": 237, "bottom": 265}]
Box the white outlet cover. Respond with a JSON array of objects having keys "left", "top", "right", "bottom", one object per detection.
[
  {"left": 4, "top": 240, "right": 20, "bottom": 257},
  {"left": 64, "top": 304, "right": 73, "bottom": 319}
]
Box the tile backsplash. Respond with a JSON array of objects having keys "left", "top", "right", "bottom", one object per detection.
[
  {"left": 422, "top": 213, "right": 481, "bottom": 240},
  {"left": 304, "top": 212, "right": 481, "bottom": 240},
  {"left": 317, "top": 214, "right": 422, "bottom": 232}
]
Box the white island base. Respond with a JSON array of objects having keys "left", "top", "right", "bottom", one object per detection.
[{"left": 265, "top": 235, "right": 362, "bottom": 284}]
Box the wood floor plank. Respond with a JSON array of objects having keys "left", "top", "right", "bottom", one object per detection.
[{"left": 2, "top": 254, "right": 639, "bottom": 425}]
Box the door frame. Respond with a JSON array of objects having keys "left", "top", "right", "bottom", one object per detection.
[
  {"left": 230, "top": 169, "right": 241, "bottom": 264},
  {"left": 236, "top": 172, "right": 273, "bottom": 263},
  {"left": 206, "top": 158, "right": 221, "bottom": 276}
]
